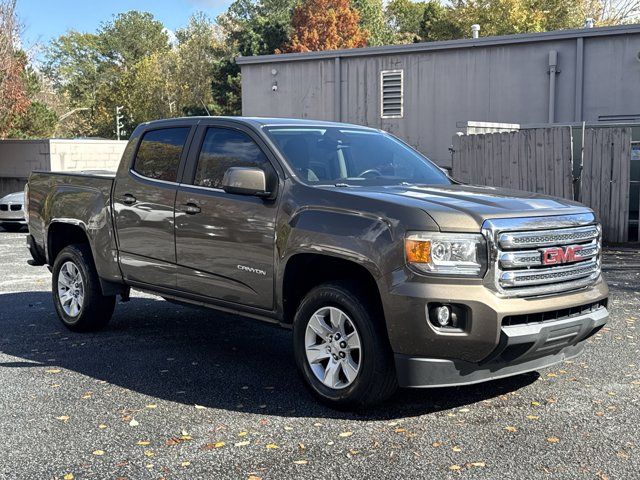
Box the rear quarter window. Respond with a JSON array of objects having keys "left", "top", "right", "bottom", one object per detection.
[{"left": 133, "top": 128, "right": 190, "bottom": 182}]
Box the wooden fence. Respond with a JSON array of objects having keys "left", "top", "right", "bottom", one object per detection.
[
  {"left": 579, "top": 127, "right": 631, "bottom": 243},
  {"left": 451, "top": 126, "right": 632, "bottom": 242},
  {"left": 451, "top": 127, "right": 574, "bottom": 200}
]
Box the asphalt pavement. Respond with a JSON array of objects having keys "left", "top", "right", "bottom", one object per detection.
[{"left": 0, "top": 228, "right": 638, "bottom": 479}]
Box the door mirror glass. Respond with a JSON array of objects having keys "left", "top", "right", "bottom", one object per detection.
[{"left": 222, "top": 167, "right": 271, "bottom": 197}]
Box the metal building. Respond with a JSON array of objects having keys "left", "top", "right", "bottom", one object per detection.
[{"left": 237, "top": 24, "right": 640, "bottom": 168}]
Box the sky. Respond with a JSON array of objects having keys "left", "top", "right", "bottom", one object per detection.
[{"left": 16, "top": 0, "right": 232, "bottom": 58}]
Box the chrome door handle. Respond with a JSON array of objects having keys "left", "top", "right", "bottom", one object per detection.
[
  {"left": 180, "top": 203, "right": 201, "bottom": 215},
  {"left": 122, "top": 194, "right": 137, "bottom": 205}
]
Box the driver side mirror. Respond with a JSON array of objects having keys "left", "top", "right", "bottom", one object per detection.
[{"left": 222, "top": 167, "right": 272, "bottom": 198}]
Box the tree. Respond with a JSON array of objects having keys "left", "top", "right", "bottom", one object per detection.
[
  {"left": 0, "top": 0, "right": 30, "bottom": 137},
  {"left": 98, "top": 11, "right": 170, "bottom": 67},
  {"left": 44, "top": 11, "right": 172, "bottom": 137},
  {"left": 351, "top": 0, "right": 394, "bottom": 46},
  {"left": 174, "top": 13, "right": 224, "bottom": 115},
  {"left": 213, "top": 0, "right": 296, "bottom": 115},
  {"left": 285, "top": 0, "right": 369, "bottom": 52}
]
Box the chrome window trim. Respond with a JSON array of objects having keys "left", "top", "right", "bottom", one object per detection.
[{"left": 129, "top": 169, "right": 180, "bottom": 187}]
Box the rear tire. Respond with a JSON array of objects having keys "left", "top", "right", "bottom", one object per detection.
[
  {"left": 52, "top": 244, "right": 115, "bottom": 332},
  {"left": 293, "top": 281, "right": 397, "bottom": 409}
]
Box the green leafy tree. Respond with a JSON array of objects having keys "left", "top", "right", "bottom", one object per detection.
[
  {"left": 351, "top": 0, "right": 394, "bottom": 46},
  {"left": 213, "top": 0, "right": 296, "bottom": 115}
]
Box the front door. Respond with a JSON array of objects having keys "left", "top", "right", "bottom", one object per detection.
[
  {"left": 174, "top": 125, "right": 279, "bottom": 309},
  {"left": 113, "top": 126, "right": 192, "bottom": 288}
]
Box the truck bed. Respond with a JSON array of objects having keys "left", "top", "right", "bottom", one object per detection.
[{"left": 27, "top": 170, "right": 121, "bottom": 284}]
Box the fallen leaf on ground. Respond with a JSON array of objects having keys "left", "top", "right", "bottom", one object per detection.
[
  {"left": 45, "top": 369, "right": 61, "bottom": 374},
  {"left": 181, "top": 461, "right": 190, "bottom": 467},
  {"left": 505, "top": 426, "right": 517, "bottom": 432},
  {"left": 547, "top": 437, "right": 560, "bottom": 443},
  {"left": 526, "top": 415, "right": 540, "bottom": 420},
  {"left": 56, "top": 416, "right": 70, "bottom": 422},
  {"left": 129, "top": 419, "right": 139, "bottom": 427},
  {"left": 469, "top": 462, "right": 486, "bottom": 467},
  {"left": 146, "top": 404, "right": 157, "bottom": 409},
  {"left": 235, "top": 441, "right": 250, "bottom": 447},
  {"left": 449, "top": 465, "right": 461, "bottom": 471},
  {"left": 63, "top": 474, "right": 74, "bottom": 480},
  {"left": 339, "top": 432, "right": 353, "bottom": 437},
  {"left": 266, "top": 443, "right": 279, "bottom": 449},
  {"left": 203, "top": 442, "right": 226, "bottom": 450},
  {"left": 195, "top": 404, "right": 206, "bottom": 410},
  {"left": 293, "top": 460, "right": 308, "bottom": 465},
  {"left": 137, "top": 441, "right": 151, "bottom": 446},
  {"left": 144, "top": 450, "right": 155, "bottom": 457},
  {"left": 452, "top": 446, "right": 462, "bottom": 452},
  {"left": 98, "top": 424, "right": 107, "bottom": 429},
  {"left": 92, "top": 450, "right": 105, "bottom": 456},
  {"left": 238, "top": 431, "right": 248, "bottom": 436}
]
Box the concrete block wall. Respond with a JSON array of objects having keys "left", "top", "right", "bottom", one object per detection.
[
  {"left": 0, "top": 139, "right": 127, "bottom": 197},
  {"left": 49, "top": 139, "right": 127, "bottom": 172}
]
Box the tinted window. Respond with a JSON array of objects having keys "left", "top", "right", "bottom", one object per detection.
[
  {"left": 265, "top": 126, "right": 450, "bottom": 187},
  {"left": 194, "top": 127, "right": 273, "bottom": 189},
  {"left": 133, "top": 128, "right": 190, "bottom": 182}
]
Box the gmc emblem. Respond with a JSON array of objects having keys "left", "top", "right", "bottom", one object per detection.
[{"left": 541, "top": 245, "right": 583, "bottom": 265}]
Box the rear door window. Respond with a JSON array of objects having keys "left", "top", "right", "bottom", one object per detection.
[{"left": 133, "top": 127, "right": 190, "bottom": 182}]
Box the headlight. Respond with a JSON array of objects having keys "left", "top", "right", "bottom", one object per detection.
[{"left": 405, "top": 232, "right": 485, "bottom": 276}]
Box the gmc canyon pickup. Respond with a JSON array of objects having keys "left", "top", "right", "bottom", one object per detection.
[{"left": 26, "top": 117, "right": 609, "bottom": 407}]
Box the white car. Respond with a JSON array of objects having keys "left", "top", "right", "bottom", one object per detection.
[{"left": 0, "top": 191, "right": 26, "bottom": 232}]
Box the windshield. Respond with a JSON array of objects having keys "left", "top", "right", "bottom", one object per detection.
[{"left": 264, "top": 126, "right": 451, "bottom": 187}]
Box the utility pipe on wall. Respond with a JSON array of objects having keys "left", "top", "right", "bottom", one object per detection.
[{"left": 548, "top": 50, "right": 558, "bottom": 124}]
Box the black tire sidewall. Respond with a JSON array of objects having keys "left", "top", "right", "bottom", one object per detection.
[
  {"left": 52, "top": 247, "right": 90, "bottom": 328},
  {"left": 293, "top": 284, "right": 383, "bottom": 405}
]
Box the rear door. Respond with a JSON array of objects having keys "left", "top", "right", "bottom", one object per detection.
[
  {"left": 174, "top": 123, "right": 280, "bottom": 309},
  {"left": 113, "top": 126, "right": 193, "bottom": 288}
]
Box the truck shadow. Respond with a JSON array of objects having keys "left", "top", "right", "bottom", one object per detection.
[{"left": 0, "top": 291, "right": 538, "bottom": 421}]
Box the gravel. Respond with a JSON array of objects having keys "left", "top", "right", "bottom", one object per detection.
[{"left": 0, "top": 228, "right": 638, "bottom": 479}]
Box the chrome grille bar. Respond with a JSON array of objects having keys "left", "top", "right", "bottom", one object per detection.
[
  {"left": 499, "top": 240, "right": 599, "bottom": 269},
  {"left": 499, "top": 257, "right": 598, "bottom": 287},
  {"left": 498, "top": 225, "right": 598, "bottom": 250}
]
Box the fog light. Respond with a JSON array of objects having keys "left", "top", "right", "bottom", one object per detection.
[
  {"left": 428, "top": 303, "right": 467, "bottom": 330},
  {"left": 436, "top": 305, "right": 451, "bottom": 326}
]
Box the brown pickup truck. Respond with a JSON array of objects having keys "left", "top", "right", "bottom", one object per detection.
[{"left": 25, "top": 117, "right": 609, "bottom": 407}]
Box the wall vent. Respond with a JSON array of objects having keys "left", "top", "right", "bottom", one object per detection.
[{"left": 380, "top": 70, "right": 403, "bottom": 119}]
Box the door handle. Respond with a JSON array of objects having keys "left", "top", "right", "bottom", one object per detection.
[
  {"left": 122, "top": 194, "right": 137, "bottom": 205},
  {"left": 180, "top": 202, "right": 201, "bottom": 215}
]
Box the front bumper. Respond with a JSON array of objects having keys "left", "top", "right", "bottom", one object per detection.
[{"left": 395, "top": 304, "right": 608, "bottom": 388}]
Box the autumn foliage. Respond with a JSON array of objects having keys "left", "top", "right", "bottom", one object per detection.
[
  {"left": 0, "top": 0, "right": 30, "bottom": 137},
  {"left": 285, "top": 0, "right": 369, "bottom": 53}
]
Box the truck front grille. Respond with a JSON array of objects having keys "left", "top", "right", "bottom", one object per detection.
[{"left": 483, "top": 214, "right": 602, "bottom": 297}]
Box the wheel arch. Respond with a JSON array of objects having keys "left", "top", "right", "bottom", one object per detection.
[{"left": 280, "top": 252, "right": 385, "bottom": 328}]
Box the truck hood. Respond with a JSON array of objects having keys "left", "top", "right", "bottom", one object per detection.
[{"left": 336, "top": 184, "right": 591, "bottom": 231}]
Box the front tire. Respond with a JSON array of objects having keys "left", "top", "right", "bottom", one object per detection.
[
  {"left": 293, "top": 281, "right": 397, "bottom": 408},
  {"left": 52, "top": 244, "right": 115, "bottom": 332}
]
